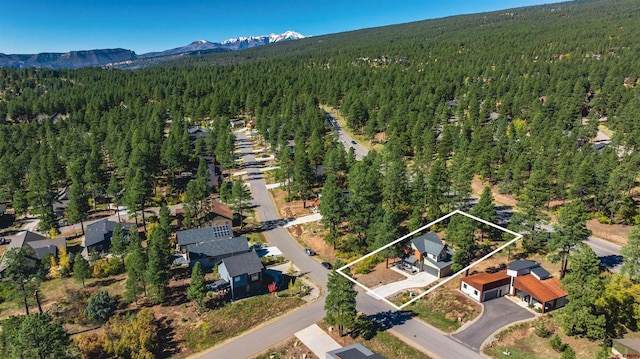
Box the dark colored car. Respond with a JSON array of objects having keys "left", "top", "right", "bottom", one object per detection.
[
  {"left": 304, "top": 248, "right": 316, "bottom": 256},
  {"left": 321, "top": 262, "right": 332, "bottom": 270},
  {"left": 351, "top": 140, "right": 357, "bottom": 145}
]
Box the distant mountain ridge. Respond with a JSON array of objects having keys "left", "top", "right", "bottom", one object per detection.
[{"left": 0, "top": 31, "right": 305, "bottom": 69}]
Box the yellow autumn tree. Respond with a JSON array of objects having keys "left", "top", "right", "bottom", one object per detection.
[
  {"left": 49, "top": 255, "right": 60, "bottom": 278},
  {"left": 101, "top": 308, "right": 158, "bottom": 359},
  {"left": 58, "top": 247, "right": 70, "bottom": 276}
]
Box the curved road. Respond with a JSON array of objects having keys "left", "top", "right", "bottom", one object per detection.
[{"left": 195, "top": 131, "right": 482, "bottom": 359}]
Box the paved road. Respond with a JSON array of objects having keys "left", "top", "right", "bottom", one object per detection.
[
  {"left": 585, "top": 237, "right": 623, "bottom": 271},
  {"left": 198, "top": 131, "right": 483, "bottom": 359},
  {"left": 325, "top": 112, "right": 369, "bottom": 161},
  {"left": 452, "top": 297, "right": 534, "bottom": 351}
]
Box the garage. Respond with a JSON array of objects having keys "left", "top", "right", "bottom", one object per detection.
[
  {"left": 482, "top": 288, "right": 503, "bottom": 301},
  {"left": 422, "top": 265, "right": 439, "bottom": 277}
]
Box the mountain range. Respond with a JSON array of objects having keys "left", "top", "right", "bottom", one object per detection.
[{"left": 0, "top": 31, "right": 305, "bottom": 69}]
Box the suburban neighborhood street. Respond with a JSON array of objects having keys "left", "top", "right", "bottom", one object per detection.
[{"left": 197, "top": 130, "right": 483, "bottom": 359}]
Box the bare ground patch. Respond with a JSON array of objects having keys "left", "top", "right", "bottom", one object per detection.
[{"left": 353, "top": 261, "right": 407, "bottom": 288}]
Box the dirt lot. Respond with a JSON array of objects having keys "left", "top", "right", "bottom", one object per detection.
[
  {"left": 251, "top": 336, "right": 317, "bottom": 359},
  {"left": 353, "top": 261, "right": 407, "bottom": 288}
]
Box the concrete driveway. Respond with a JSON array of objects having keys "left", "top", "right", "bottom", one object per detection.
[
  {"left": 368, "top": 271, "right": 438, "bottom": 299},
  {"left": 451, "top": 297, "right": 534, "bottom": 351}
]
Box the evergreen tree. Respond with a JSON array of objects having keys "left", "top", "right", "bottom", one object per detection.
[
  {"left": 230, "top": 177, "right": 252, "bottom": 229},
  {"left": 0, "top": 313, "right": 74, "bottom": 358},
  {"left": 621, "top": 226, "right": 640, "bottom": 282},
  {"left": 324, "top": 261, "right": 358, "bottom": 337},
  {"left": 124, "top": 240, "right": 147, "bottom": 304},
  {"left": 470, "top": 186, "right": 498, "bottom": 240},
  {"left": 145, "top": 223, "right": 172, "bottom": 304},
  {"left": 109, "top": 223, "right": 128, "bottom": 265},
  {"left": 319, "top": 173, "right": 345, "bottom": 249},
  {"left": 187, "top": 262, "right": 207, "bottom": 310},
  {"left": 72, "top": 253, "right": 90, "bottom": 288},
  {"left": 66, "top": 178, "right": 90, "bottom": 235},
  {"left": 561, "top": 243, "right": 606, "bottom": 340},
  {"left": 548, "top": 201, "right": 591, "bottom": 278},
  {"left": 3, "top": 247, "right": 42, "bottom": 315}
]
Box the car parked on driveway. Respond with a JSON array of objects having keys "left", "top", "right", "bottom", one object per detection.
[{"left": 304, "top": 248, "right": 316, "bottom": 256}]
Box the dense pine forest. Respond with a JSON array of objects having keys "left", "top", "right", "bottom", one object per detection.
[{"left": 1, "top": 0, "right": 639, "bottom": 234}]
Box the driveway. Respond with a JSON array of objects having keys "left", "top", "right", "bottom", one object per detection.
[
  {"left": 368, "top": 271, "right": 438, "bottom": 299},
  {"left": 451, "top": 297, "right": 534, "bottom": 351},
  {"left": 294, "top": 324, "right": 341, "bottom": 358}
]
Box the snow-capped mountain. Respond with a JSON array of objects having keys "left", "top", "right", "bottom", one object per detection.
[
  {"left": 0, "top": 31, "right": 306, "bottom": 69},
  {"left": 220, "top": 31, "right": 305, "bottom": 50}
]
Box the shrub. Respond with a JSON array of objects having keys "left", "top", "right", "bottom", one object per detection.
[
  {"left": 561, "top": 345, "right": 576, "bottom": 359},
  {"left": 534, "top": 320, "right": 550, "bottom": 338},
  {"left": 92, "top": 257, "right": 124, "bottom": 278},
  {"left": 85, "top": 291, "right": 116, "bottom": 323},
  {"left": 550, "top": 334, "right": 565, "bottom": 352}
]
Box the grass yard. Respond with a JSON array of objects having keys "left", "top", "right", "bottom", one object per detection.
[
  {"left": 405, "top": 287, "right": 481, "bottom": 333},
  {"left": 183, "top": 295, "right": 305, "bottom": 353},
  {"left": 483, "top": 315, "right": 608, "bottom": 358}
]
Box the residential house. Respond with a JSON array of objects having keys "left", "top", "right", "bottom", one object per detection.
[
  {"left": 210, "top": 200, "right": 237, "bottom": 225},
  {"left": 229, "top": 119, "right": 245, "bottom": 128},
  {"left": 326, "top": 344, "right": 386, "bottom": 359},
  {"left": 176, "top": 221, "right": 249, "bottom": 268},
  {"left": 460, "top": 260, "right": 568, "bottom": 313},
  {"left": 218, "top": 251, "right": 264, "bottom": 300},
  {"left": 187, "top": 126, "right": 208, "bottom": 138},
  {"left": 460, "top": 271, "right": 511, "bottom": 302},
  {"left": 82, "top": 219, "right": 136, "bottom": 258},
  {"left": 612, "top": 339, "right": 640, "bottom": 357},
  {"left": 408, "top": 232, "right": 454, "bottom": 277},
  {"left": 0, "top": 231, "right": 66, "bottom": 276}
]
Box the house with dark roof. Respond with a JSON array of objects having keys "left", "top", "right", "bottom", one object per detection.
[
  {"left": 218, "top": 251, "right": 264, "bottom": 300},
  {"left": 409, "top": 232, "right": 454, "bottom": 277},
  {"left": 176, "top": 222, "right": 249, "bottom": 268},
  {"left": 0, "top": 231, "right": 66, "bottom": 276},
  {"left": 82, "top": 219, "right": 136, "bottom": 258},
  {"left": 326, "top": 343, "right": 386, "bottom": 359},
  {"left": 612, "top": 339, "right": 640, "bottom": 357},
  {"left": 461, "top": 260, "right": 568, "bottom": 313}
]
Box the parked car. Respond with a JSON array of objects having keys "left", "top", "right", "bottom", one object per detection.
[
  {"left": 304, "top": 248, "right": 316, "bottom": 256},
  {"left": 0, "top": 237, "right": 9, "bottom": 245},
  {"left": 321, "top": 262, "right": 332, "bottom": 270},
  {"left": 351, "top": 140, "right": 357, "bottom": 145}
]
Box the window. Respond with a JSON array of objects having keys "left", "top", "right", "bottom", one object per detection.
[
  {"left": 474, "top": 290, "right": 478, "bottom": 295},
  {"left": 234, "top": 276, "right": 241, "bottom": 283},
  {"left": 463, "top": 283, "right": 467, "bottom": 289},
  {"left": 250, "top": 273, "right": 259, "bottom": 282}
]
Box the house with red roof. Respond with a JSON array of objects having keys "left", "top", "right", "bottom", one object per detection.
[{"left": 461, "top": 260, "right": 568, "bottom": 313}]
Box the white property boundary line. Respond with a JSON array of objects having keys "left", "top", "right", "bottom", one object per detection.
[{"left": 336, "top": 209, "right": 523, "bottom": 310}]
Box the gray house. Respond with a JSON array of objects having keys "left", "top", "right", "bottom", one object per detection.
[
  {"left": 409, "top": 232, "right": 454, "bottom": 277},
  {"left": 176, "top": 222, "right": 249, "bottom": 268},
  {"left": 218, "top": 251, "right": 264, "bottom": 300},
  {"left": 0, "top": 231, "right": 66, "bottom": 276},
  {"left": 82, "top": 219, "right": 135, "bottom": 258},
  {"left": 327, "top": 343, "right": 385, "bottom": 359}
]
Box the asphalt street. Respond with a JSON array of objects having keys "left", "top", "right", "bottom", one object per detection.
[{"left": 197, "top": 130, "right": 483, "bottom": 359}]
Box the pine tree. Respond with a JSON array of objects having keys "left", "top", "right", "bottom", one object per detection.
[
  {"left": 621, "top": 226, "right": 640, "bottom": 282},
  {"left": 187, "top": 262, "right": 207, "bottom": 310},
  {"left": 72, "top": 253, "right": 91, "bottom": 288},
  {"left": 470, "top": 186, "right": 498, "bottom": 240},
  {"left": 319, "top": 173, "right": 345, "bottom": 249},
  {"left": 110, "top": 223, "right": 128, "bottom": 265},
  {"left": 548, "top": 201, "right": 591, "bottom": 278},
  {"left": 231, "top": 177, "right": 252, "bottom": 228},
  {"left": 145, "top": 223, "right": 172, "bottom": 304},
  {"left": 324, "top": 261, "right": 358, "bottom": 337},
  {"left": 124, "top": 240, "right": 147, "bottom": 304}
]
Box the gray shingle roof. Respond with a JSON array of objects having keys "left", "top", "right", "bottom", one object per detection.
[
  {"left": 327, "top": 344, "right": 385, "bottom": 359},
  {"left": 424, "top": 246, "right": 454, "bottom": 268},
  {"left": 412, "top": 232, "right": 444, "bottom": 256},
  {"left": 177, "top": 223, "right": 234, "bottom": 246},
  {"left": 0, "top": 231, "right": 66, "bottom": 272},
  {"left": 220, "top": 252, "right": 264, "bottom": 278},
  {"left": 84, "top": 219, "right": 135, "bottom": 247},
  {"left": 508, "top": 260, "right": 539, "bottom": 271},
  {"left": 186, "top": 236, "right": 249, "bottom": 258},
  {"left": 531, "top": 266, "right": 551, "bottom": 279}
]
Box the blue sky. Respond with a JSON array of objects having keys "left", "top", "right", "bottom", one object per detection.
[{"left": 1, "top": 0, "right": 564, "bottom": 54}]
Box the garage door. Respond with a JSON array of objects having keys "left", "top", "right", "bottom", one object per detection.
[
  {"left": 483, "top": 288, "right": 502, "bottom": 301},
  {"left": 422, "top": 266, "right": 439, "bottom": 277}
]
